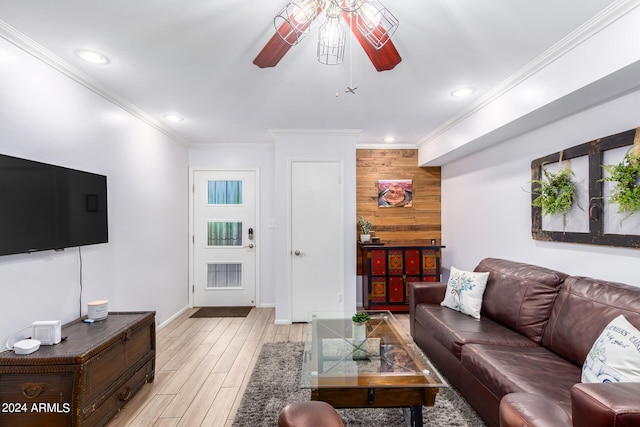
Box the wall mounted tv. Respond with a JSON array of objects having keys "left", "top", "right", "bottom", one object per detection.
[{"left": 0, "top": 154, "right": 108, "bottom": 256}]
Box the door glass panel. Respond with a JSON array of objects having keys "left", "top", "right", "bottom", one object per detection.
[
  {"left": 208, "top": 180, "right": 243, "bottom": 205},
  {"left": 207, "top": 222, "right": 242, "bottom": 246},
  {"left": 207, "top": 263, "right": 242, "bottom": 288}
]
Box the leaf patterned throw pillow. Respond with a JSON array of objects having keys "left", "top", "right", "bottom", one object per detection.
[
  {"left": 440, "top": 266, "right": 489, "bottom": 319},
  {"left": 582, "top": 315, "right": 640, "bottom": 383}
]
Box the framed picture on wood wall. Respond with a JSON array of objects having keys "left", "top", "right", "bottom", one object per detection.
[{"left": 378, "top": 179, "right": 413, "bottom": 208}]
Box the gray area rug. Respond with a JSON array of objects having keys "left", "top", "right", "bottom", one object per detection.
[{"left": 232, "top": 342, "right": 486, "bottom": 427}]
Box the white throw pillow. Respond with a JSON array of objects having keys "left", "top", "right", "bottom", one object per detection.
[
  {"left": 582, "top": 314, "right": 640, "bottom": 383},
  {"left": 440, "top": 266, "right": 489, "bottom": 319}
]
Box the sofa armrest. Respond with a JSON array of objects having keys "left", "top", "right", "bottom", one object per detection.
[
  {"left": 409, "top": 281, "right": 447, "bottom": 305},
  {"left": 409, "top": 282, "right": 446, "bottom": 337},
  {"left": 499, "top": 392, "right": 571, "bottom": 427},
  {"left": 571, "top": 382, "right": 640, "bottom": 427}
]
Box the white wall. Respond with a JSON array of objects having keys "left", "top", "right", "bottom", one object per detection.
[
  {"left": 0, "top": 38, "right": 189, "bottom": 347},
  {"left": 188, "top": 144, "right": 276, "bottom": 307},
  {"left": 441, "top": 87, "right": 640, "bottom": 286}
]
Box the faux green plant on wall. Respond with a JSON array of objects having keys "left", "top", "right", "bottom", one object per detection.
[
  {"left": 531, "top": 167, "right": 579, "bottom": 227},
  {"left": 601, "top": 150, "right": 640, "bottom": 220}
]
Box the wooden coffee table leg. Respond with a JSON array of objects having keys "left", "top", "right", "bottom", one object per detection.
[{"left": 402, "top": 406, "right": 423, "bottom": 427}]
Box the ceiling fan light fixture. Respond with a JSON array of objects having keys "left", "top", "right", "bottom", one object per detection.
[
  {"left": 317, "top": 5, "right": 347, "bottom": 65},
  {"left": 257, "top": 0, "right": 400, "bottom": 70},
  {"left": 330, "top": 0, "right": 366, "bottom": 13},
  {"left": 355, "top": 0, "right": 399, "bottom": 49},
  {"left": 275, "top": 0, "right": 325, "bottom": 45}
]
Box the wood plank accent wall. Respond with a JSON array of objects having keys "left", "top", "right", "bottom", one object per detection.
[{"left": 356, "top": 149, "right": 442, "bottom": 273}]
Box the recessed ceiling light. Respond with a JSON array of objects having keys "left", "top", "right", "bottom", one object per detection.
[
  {"left": 383, "top": 136, "right": 397, "bottom": 143},
  {"left": 164, "top": 114, "right": 184, "bottom": 123},
  {"left": 76, "top": 50, "right": 109, "bottom": 65},
  {"left": 451, "top": 87, "right": 476, "bottom": 97}
]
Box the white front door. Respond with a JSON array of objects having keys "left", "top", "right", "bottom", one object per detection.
[
  {"left": 290, "top": 160, "right": 344, "bottom": 322},
  {"left": 192, "top": 170, "right": 257, "bottom": 307}
]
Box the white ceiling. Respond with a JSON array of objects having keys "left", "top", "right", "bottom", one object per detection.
[{"left": 0, "top": 0, "right": 626, "bottom": 153}]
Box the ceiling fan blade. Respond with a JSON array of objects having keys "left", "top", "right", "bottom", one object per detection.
[
  {"left": 343, "top": 12, "right": 401, "bottom": 72},
  {"left": 253, "top": 30, "right": 293, "bottom": 68},
  {"left": 253, "top": 2, "right": 325, "bottom": 68}
]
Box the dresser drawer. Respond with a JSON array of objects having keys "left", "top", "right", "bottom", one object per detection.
[
  {"left": 82, "top": 315, "right": 154, "bottom": 404},
  {"left": 82, "top": 358, "right": 154, "bottom": 426},
  {"left": 0, "top": 369, "right": 76, "bottom": 427}
]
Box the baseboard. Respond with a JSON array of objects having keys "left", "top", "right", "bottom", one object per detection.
[{"left": 156, "top": 305, "right": 190, "bottom": 332}]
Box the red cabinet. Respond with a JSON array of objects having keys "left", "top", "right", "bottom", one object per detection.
[{"left": 360, "top": 244, "right": 444, "bottom": 312}]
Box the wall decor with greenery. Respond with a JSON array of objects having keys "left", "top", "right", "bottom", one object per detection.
[
  {"left": 531, "top": 127, "right": 640, "bottom": 248},
  {"left": 531, "top": 162, "right": 579, "bottom": 229},
  {"left": 600, "top": 149, "right": 640, "bottom": 220}
]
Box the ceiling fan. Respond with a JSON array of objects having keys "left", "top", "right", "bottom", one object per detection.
[{"left": 253, "top": 0, "right": 401, "bottom": 72}]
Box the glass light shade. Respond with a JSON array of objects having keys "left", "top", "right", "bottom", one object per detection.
[
  {"left": 275, "top": 0, "right": 325, "bottom": 45},
  {"left": 329, "top": 0, "right": 366, "bottom": 13},
  {"left": 355, "top": 0, "right": 399, "bottom": 49},
  {"left": 317, "top": 12, "right": 346, "bottom": 65}
]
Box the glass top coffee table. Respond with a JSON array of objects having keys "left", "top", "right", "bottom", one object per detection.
[{"left": 301, "top": 311, "right": 447, "bottom": 427}]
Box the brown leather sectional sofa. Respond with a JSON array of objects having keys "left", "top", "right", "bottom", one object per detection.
[{"left": 409, "top": 257, "right": 640, "bottom": 427}]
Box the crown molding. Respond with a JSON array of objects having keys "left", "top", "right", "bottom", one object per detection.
[
  {"left": 189, "top": 142, "right": 274, "bottom": 149},
  {"left": 417, "top": 0, "right": 640, "bottom": 148},
  {"left": 269, "top": 129, "right": 362, "bottom": 137},
  {"left": 355, "top": 143, "right": 417, "bottom": 150},
  {"left": 0, "top": 19, "right": 191, "bottom": 148}
]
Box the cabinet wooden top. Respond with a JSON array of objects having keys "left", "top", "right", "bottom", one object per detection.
[
  {"left": 358, "top": 242, "right": 446, "bottom": 249},
  {"left": 0, "top": 311, "right": 155, "bottom": 365}
]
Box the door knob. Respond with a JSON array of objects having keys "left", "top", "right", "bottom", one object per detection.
[
  {"left": 294, "top": 250, "right": 305, "bottom": 256},
  {"left": 244, "top": 243, "right": 254, "bottom": 249}
]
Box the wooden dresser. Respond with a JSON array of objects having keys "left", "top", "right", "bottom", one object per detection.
[
  {"left": 0, "top": 311, "right": 156, "bottom": 426},
  {"left": 360, "top": 243, "right": 444, "bottom": 312}
]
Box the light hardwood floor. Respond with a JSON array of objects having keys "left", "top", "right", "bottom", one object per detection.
[{"left": 107, "top": 307, "right": 409, "bottom": 427}]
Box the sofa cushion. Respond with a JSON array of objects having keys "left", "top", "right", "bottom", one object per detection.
[
  {"left": 474, "top": 258, "right": 567, "bottom": 343},
  {"left": 415, "top": 305, "right": 539, "bottom": 360},
  {"left": 441, "top": 266, "right": 489, "bottom": 319},
  {"left": 461, "top": 343, "right": 581, "bottom": 412},
  {"left": 542, "top": 276, "right": 640, "bottom": 367},
  {"left": 582, "top": 314, "right": 640, "bottom": 383}
]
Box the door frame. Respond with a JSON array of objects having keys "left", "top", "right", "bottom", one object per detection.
[
  {"left": 188, "top": 167, "right": 261, "bottom": 308},
  {"left": 286, "top": 158, "right": 345, "bottom": 321}
]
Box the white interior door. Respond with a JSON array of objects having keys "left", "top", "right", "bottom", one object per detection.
[
  {"left": 193, "top": 170, "right": 257, "bottom": 307},
  {"left": 291, "top": 160, "right": 344, "bottom": 322}
]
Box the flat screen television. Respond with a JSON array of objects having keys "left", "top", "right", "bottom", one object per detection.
[{"left": 0, "top": 154, "right": 108, "bottom": 256}]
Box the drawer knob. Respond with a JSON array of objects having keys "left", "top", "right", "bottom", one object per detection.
[
  {"left": 118, "top": 386, "right": 132, "bottom": 401},
  {"left": 22, "top": 383, "right": 47, "bottom": 399}
]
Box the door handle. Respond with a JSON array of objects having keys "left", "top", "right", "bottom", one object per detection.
[
  {"left": 294, "top": 250, "right": 305, "bottom": 256},
  {"left": 244, "top": 243, "right": 254, "bottom": 249}
]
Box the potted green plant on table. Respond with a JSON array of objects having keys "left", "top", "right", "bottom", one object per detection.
[
  {"left": 357, "top": 216, "right": 373, "bottom": 243},
  {"left": 352, "top": 312, "right": 370, "bottom": 359}
]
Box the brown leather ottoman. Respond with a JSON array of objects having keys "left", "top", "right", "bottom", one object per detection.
[{"left": 278, "top": 401, "right": 345, "bottom": 427}]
